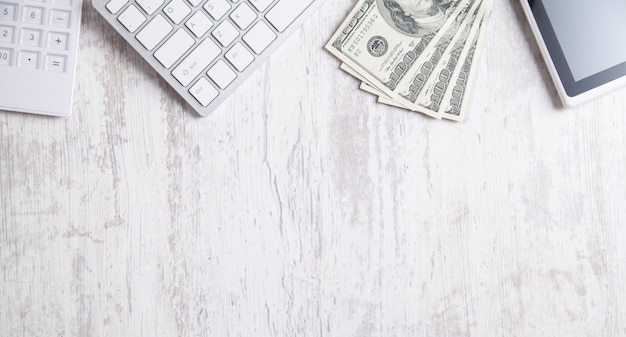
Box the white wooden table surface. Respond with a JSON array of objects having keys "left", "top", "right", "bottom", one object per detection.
[{"left": 2, "top": 0, "right": 626, "bottom": 336}]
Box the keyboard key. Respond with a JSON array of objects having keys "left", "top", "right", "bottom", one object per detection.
[
  {"left": 189, "top": 77, "right": 218, "bottom": 106},
  {"left": 93, "top": 0, "right": 322, "bottom": 116},
  {"left": 106, "top": 0, "right": 129, "bottom": 14},
  {"left": 243, "top": 21, "right": 276, "bottom": 54},
  {"left": 136, "top": 14, "right": 172, "bottom": 50},
  {"left": 50, "top": 10, "right": 72, "bottom": 28},
  {"left": 136, "top": 0, "right": 164, "bottom": 15},
  {"left": 212, "top": 20, "right": 238, "bottom": 46},
  {"left": 17, "top": 50, "right": 39, "bottom": 68},
  {"left": 47, "top": 32, "right": 69, "bottom": 50},
  {"left": 207, "top": 60, "right": 236, "bottom": 89},
  {"left": 20, "top": 29, "right": 42, "bottom": 47},
  {"left": 249, "top": 0, "right": 273, "bottom": 12},
  {"left": 0, "top": 25, "right": 13, "bottom": 43},
  {"left": 172, "top": 38, "right": 221, "bottom": 86},
  {"left": 0, "top": 3, "right": 16, "bottom": 21},
  {"left": 0, "top": 47, "right": 11, "bottom": 66},
  {"left": 22, "top": 6, "right": 44, "bottom": 24},
  {"left": 51, "top": 0, "right": 73, "bottom": 5},
  {"left": 163, "top": 0, "right": 190, "bottom": 24},
  {"left": 203, "top": 0, "right": 230, "bottom": 20},
  {"left": 230, "top": 3, "right": 256, "bottom": 30},
  {"left": 44, "top": 54, "right": 66, "bottom": 72},
  {"left": 225, "top": 42, "right": 253, "bottom": 71},
  {"left": 266, "top": 0, "right": 314, "bottom": 32},
  {"left": 185, "top": 10, "right": 212, "bottom": 37},
  {"left": 153, "top": 28, "right": 194, "bottom": 68},
  {"left": 118, "top": 5, "right": 146, "bottom": 33}
]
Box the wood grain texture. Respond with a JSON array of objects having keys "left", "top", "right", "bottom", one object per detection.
[{"left": 2, "top": 0, "right": 626, "bottom": 336}]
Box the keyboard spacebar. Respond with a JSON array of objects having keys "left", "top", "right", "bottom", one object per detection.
[{"left": 265, "top": 0, "right": 315, "bottom": 32}]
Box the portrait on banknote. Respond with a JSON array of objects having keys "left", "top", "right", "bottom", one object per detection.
[{"left": 378, "top": 0, "right": 453, "bottom": 36}]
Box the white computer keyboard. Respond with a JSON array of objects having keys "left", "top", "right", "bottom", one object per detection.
[
  {"left": 92, "top": 0, "right": 324, "bottom": 116},
  {"left": 0, "top": 0, "right": 82, "bottom": 116}
]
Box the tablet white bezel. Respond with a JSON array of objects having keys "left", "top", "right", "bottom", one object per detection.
[{"left": 519, "top": 0, "right": 626, "bottom": 107}]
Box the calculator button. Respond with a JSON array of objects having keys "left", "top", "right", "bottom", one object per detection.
[
  {"left": 185, "top": 10, "right": 212, "bottom": 37},
  {"left": 172, "top": 38, "right": 221, "bottom": 86},
  {"left": 243, "top": 21, "right": 276, "bottom": 54},
  {"left": 136, "top": 14, "right": 172, "bottom": 51},
  {"left": 17, "top": 51, "right": 39, "bottom": 69},
  {"left": 163, "top": 0, "right": 191, "bottom": 24},
  {"left": 0, "top": 47, "right": 11, "bottom": 66},
  {"left": 0, "top": 25, "right": 13, "bottom": 43},
  {"left": 230, "top": 3, "right": 256, "bottom": 30},
  {"left": 137, "top": 0, "right": 164, "bottom": 15},
  {"left": 22, "top": 6, "right": 45, "bottom": 25},
  {"left": 212, "top": 21, "right": 238, "bottom": 47},
  {"left": 118, "top": 5, "right": 146, "bottom": 33},
  {"left": 153, "top": 28, "right": 194, "bottom": 68},
  {"left": 20, "top": 29, "right": 42, "bottom": 47},
  {"left": 106, "top": 0, "right": 129, "bottom": 14},
  {"left": 47, "top": 32, "right": 69, "bottom": 50},
  {"left": 189, "top": 77, "right": 219, "bottom": 106},
  {"left": 225, "top": 42, "right": 253, "bottom": 72},
  {"left": 0, "top": 3, "right": 16, "bottom": 21},
  {"left": 203, "top": 0, "right": 231, "bottom": 20},
  {"left": 207, "top": 60, "right": 236, "bottom": 89},
  {"left": 45, "top": 54, "right": 66, "bottom": 72},
  {"left": 49, "top": 10, "right": 72, "bottom": 28}
]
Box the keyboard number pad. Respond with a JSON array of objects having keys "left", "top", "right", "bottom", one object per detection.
[{"left": 0, "top": 1, "right": 77, "bottom": 72}]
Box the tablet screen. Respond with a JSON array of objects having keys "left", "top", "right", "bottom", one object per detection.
[
  {"left": 542, "top": 0, "right": 626, "bottom": 81},
  {"left": 530, "top": 0, "right": 626, "bottom": 96}
]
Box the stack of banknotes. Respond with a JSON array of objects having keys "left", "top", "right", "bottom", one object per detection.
[{"left": 325, "top": 0, "right": 494, "bottom": 121}]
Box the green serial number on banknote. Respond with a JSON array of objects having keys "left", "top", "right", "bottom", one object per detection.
[{"left": 349, "top": 15, "right": 379, "bottom": 57}]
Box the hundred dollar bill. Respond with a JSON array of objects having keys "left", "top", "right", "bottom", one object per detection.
[
  {"left": 439, "top": 0, "right": 493, "bottom": 121},
  {"left": 326, "top": 0, "right": 472, "bottom": 98},
  {"left": 406, "top": 0, "right": 487, "bottom": 117}
]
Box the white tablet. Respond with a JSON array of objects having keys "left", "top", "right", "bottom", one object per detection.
[{"left": 519, "top": 0, "right": 626, "bottom": 106}]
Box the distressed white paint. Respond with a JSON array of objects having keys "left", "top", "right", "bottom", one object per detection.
[{"left": 1, "top": 1, "right": 626, "bottom": 336}]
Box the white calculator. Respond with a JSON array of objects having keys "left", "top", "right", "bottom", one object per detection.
[
  {"left": 92, "top": 0, "right": 324, "bottom": 116},
  {"left": 0, "top": 0, "right": 83, "bottom": 117}
]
